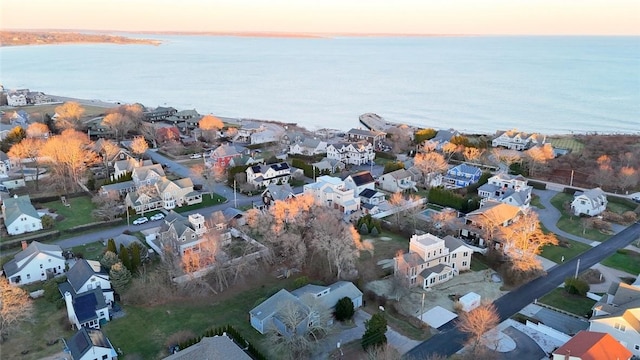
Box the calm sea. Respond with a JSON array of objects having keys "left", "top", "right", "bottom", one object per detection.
[{"left": 1, "top": 35, "right": 638, "bottom": 134}]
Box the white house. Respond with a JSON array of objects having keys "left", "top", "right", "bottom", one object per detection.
[
  {"left": 0, "top": 151, "right": 11, "bottom": 178},
  {"left": 395, "top": 233, "right": 473, "bottom": 289},
  {"left": 312, "top": 158, "right": 345, "bottom": 174},
  {"left": 477, "top": 173, "right": 532, "bottom": 209},
  {"left": 289, "top": 138, "right": 328, "bottom": 156},
  {"left": 378, "top": 169, "right": 417, "bottom": 193},
  {"left": 2, "top": 195, "right": 43, "bottom": 235},
  {"left": 358, "top": 188, "right": 386, "bottom": 206},
  {"left": 7, "top": 93, "right": 27, "bottom": 107},
  {"left": 303, "top": 176, "right": 360, "bottom": 214},
  {"left": 59, "top": 259, "right": 114, "bottom": 306},
  {"left": 461, "top": 200, "right": 523, "bottom": 248},
  {"left": 245, "top": 162, "right": 291, "bottom": 188},
  {"left": 66, "top": 328, "right": 118, "bottom": 360},
  {"left": 492, "top": 129, "right": 544, "bottom": 151},
  {"left": 344, "top": 171, "right": 375, "bottom": 196},
  {"left": 63, "top": 288, "right": 110, "bottom": 329},
  {"left": 571, "top": 188, "right": 608, "bottom": 216},
  {"left": 326, "top": 142, "right": 374, "bottom": 165},
  {"left": 3, "top": 241, "right": 66, "bottom": 285},
  {"left": 155, "top": 211, "right": 215, "bottom": 256}
]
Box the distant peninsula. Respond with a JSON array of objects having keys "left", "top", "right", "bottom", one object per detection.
[{"left": 0, "top": 31, "right": 161, "bottom": 47}]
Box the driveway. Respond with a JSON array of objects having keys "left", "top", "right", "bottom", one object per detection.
[
  {"left": 532, "top": 189, "right": 598, "bottom": 246},
  {"left": 496, "top": 326, "right": 546, "bottom": 360}
]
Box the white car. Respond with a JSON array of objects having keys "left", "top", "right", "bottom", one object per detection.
[
  {"left": 132, "top": 217, "right": 149, "bottom": 225},
  {"left": 189, "top": 153, "right": 202, "bottom": 159},
  {"left": 150, "top": 213, "right": 165, "bottom": 221}
]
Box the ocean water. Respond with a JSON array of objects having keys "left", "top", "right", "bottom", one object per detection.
[{"left": 1, "top": 35, "right": 638, "bottom": 134}]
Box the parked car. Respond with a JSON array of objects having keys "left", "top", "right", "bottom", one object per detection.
[
  {"left": 632, "top": 194, "right": 640, "bottom": 203},
  {"left": 190, "top": 153, "right": 202, "bottom": 159},
  {"left": 132, "top": 217, "right": 149, "bottom": 225},
  {"left": 150, "top": 213, "right": 165, "bottom": 221}
]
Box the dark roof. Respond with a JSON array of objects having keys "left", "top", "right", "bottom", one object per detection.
[
  {"left": 222, "top": 207, "right": 244, "bottom": 221},
  {"left": 67, "top": 328, "right": 113, "bottom": 360},
  {"left": 419, "top": 264, "right": 450, "bottom": 278},
  {"left": 359, "top": 188, "right": 377, "bottom": 199},
  {"left": 270, "top": 162, "right": 290, "bottom": 171},
  {"left": 67, "top": 259, "right": 103, "bottom": 292},
  {"left": 349, "top": 171, "right": 375, "bottom": 186},
  {"left": 73, "top": 288, "right": 106, "bottom": 324}
]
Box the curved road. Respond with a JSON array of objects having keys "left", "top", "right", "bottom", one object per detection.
[{"left": 406, "top": 222, "right": 640, "bottom": 359}]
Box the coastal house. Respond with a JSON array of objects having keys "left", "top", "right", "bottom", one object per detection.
[
  {"left": 303, "top": 176, "right": 360, "bottom": 214},
  {"left": 492, "top": 129, "right": 544, "bottom": 151},
  {"left": 394, "top": 233, "right": 472, "bottom": 289},
  {"left": 312, "top": 158, "right": 345, "bottom": 174},
  {"left": 552, "top": 331, "right": 632, "bottom": 360},
  {"left": 2, "top": 194, "right": 43, "bottom": 236},
  {"left": 259, "top": 183, "right": 296, "bottom": 209},
  {"left": 326, "top": 142, "right": 375, "bottom": 166},
  {"left": 245, "top": 162, "right": 291, "bottom": 188},
  {"left": 344, "top": 171, "right": 376, "bottom": 196},
  {"left": 63, "top": 287, "right": 110, "bottom": 329},
  {"left": 163, "top": 335, "right": 252, "bottom": 360},
  {"left": 571, "top": 188, "right": 608, "bottom": 216},
  {"left": 346, "top": 128, "right": 386, "bottom": 147},
  {"left": 424, "top": 129, "right": 460, "bottom": 151},
  {"left": 156, "top": 211, "right": 211, "bottom": 256},
  {"left": 0, "top": 150, "right": 11, "bottom": 178},
  {"left": 3, "top": 241, "right": 66, "bottom": 285},
  {"left": 358, "top": 188, "right": 386, "bottom": 206},
  {"left": 59, "top": 259, "right": 114, "bottom": 306},
  {"left": 289, "top": 138, "right": 328, "bottom": 156},
  {"left": 92, "top": 139, "right": 131, "bottom": 167},
  {"left": 460, "top": 201, "right": 522, "bottom": 247},
  {"left": 443, "top": 163, "right": 482, "bottom": 188},
  {"left": 234, "top": 122, "right": 265, "bottom": 143},
  {"left": 208, "top": 143, "right": 242, "bottom": 169},
  {"left": 477, "top": 173, "right": 532, "bottom": 209},
  {"left": 406, "top": 166, "right": 443, "bottom": 188},
  {"left": 7, "top": 93, "right": 27, "bottom": 107},
  {"left": 65, "top": 328, "right": 118, "bottom": 360},
  {"left": 378, "top": 168, "right": 417, "bottom": 193},
  {"left": 229, "top": 154, "right": 264, "bottom": 168},
  {"left": 249, "top": 281, "right": 362, "bottom": 336},
  {"left": 143, "top": 106, "right": 177, "bottom": 122},
  {"left": 251, "top": 129, "right": 280, "bottom": 145},
  {"left": 589, "top": 281, "right": 640, "bottom": 357}
]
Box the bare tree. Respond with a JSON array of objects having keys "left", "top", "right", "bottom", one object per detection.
[
  {"left": 26, "top": 122, "right": 49, "bottom": 139},
  {"left": 463, "top": 147, "right": 484, "bottom": 163},
  {"left": 525, "top": 144, "right": 554, "bottom": 176},
  {"left": 96, "top": 138, "right": 121, "bottom": 179},
  {"left": 0, "top": 277, "right": 34, "bottom": 342},
  {"left": 54, "top": 101, "right": 85, "bottom": 131},
  {"left": 366, "top": 344, "right": 402, "bottom": 360},
  {"left": 191, "top": 164, "right": 223, "bottom": 198},
  {"left": 199, "top": 115, "right": 224, "bottom": 142},
  {"left": 130, "top": 136, "right": 149, "bottom": 160},
  {"left": 457, "top": 303, "right": 500, "bottom": 353},
  {"left": 499, "top": 210, "right": 558, "bottom": 272},
  {"left": 414, "top": 148, "right": 448, "bottom": 187},
  {"left": 7, "top": 137, "right": 44, "bottom": 190},
  {"left": 619, "top": 166, "right": 639, "bottom": 193},
  {"left": 91, "top": 193, "right": 123, "bottom": 221},
  {"left": 103, "top": 113, "right": 133, "bottom": 141},
  {"left": 442, "top": 142, "right": 459, "bottom": 162},
  {"left": 139, "top": 123, "right": 158, "bottom": 148}
]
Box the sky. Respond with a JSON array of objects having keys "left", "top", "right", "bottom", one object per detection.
[{"left": 1, "top": 0, "right": 639, "bottom": 35}]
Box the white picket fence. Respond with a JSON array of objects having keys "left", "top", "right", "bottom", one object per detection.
[
  {"left": 525, "top": 320, "right": 571, "bottom": 343},
  {"left": 372, "top": 198, "right": 426, "bottom": 219}
]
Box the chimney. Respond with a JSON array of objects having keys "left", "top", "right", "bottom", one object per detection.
[
  {"left": 21, "top": 240, "right": 28, "bottom": 250},
  {"left": 64, "top": 292, "right": 77, "bottom": 329}
]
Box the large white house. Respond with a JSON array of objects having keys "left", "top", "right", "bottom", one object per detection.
[
  {"left": 571, "top": 188, "right": 608, "bottom": 216},
  {"left": 303, "top": 176, "right": 360, "bottom": 214},
  {"left": 2, "top": 194, "right": 43, "bottom": 235},
  {"left": 289, "top": 138, "right": 327, "bottom": 156},
  {"left": 60, "top": 259, "right": 113, "bottom": 330},
  {"left": 3, "top": 241, "right": 66, "bottom": 285},
  {"left": 378, "top": 169, "right": 417, "bottom": 193},
  {"left": 326, "top": 142, "right": 374, "bottom": 165},
  {"left": 492, "top": 129, "right": 544, "bottom": 151},
  {"left": 343, "top": 171, "right": 376, "bottom": 196},
  {"left": 477, "top": 173, "right": 532, "bottom": 209},
  {"left": 245, "top": 162, "right": 291, "bottom": 188},
  {"left": 66, "top": 328, "right": 118, "bottom": 360},
  {"left": 395, "top": 233, "right": 473, "bottom": 289},
  {"left": 59, "top": 259, "right": 114, "bottom": 306}
]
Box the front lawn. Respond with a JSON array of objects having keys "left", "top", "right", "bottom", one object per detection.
[
  {"left": 40, "top": 196, "right": 96, "bottom": 231},
  {"left": 470, "top": 253, "right": 490, "bottom": 271},
  {"left": 606, "top": 197, "right": 639, "bottom": 214},
  {"left": 69, "top": 242, "right": 107, "bottom": 261},
  {"left": 530, "top": 195, "right": 546, "bottom": 209},
  {"left": 601, "top": 249, "right": 640, "bottom": 276},
  {"left": 539, "top": 288, "right": 596, "bottom": 317},
  {"left": 550, "top": 193, "right": 611, "bottom": 242},
  {"left": 540, "top": 237, "right": 591, "bottom": 264},
  {"left": 174, "top": 193, "right": 227, "bottom": 213}
]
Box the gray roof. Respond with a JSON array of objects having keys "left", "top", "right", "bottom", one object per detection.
[
  {"left": 0, "top": 150, "right": 8, "bottom": 162},
  {"left": 442, "top": 236, "right": 469, "bottom": 252},
  {"left": 250, "top": 289, "right": 300, "bottom": 322},
  {"left": 3, "top": 241, "right": 63, "bottom": 277},
  {"left": 101, "top": 180, "right": 135, "bottom": 192},
  {"left": 222, "top": 207, "right": 244, "bottom": 221},
  {"left": 113, "top": 234, "right": 144, "bottom": 249},
  {"left": 291, "top": 281, "right": 363, "bottom": 310},
  {"left": 67, "top": 328, "right": 113, "bottom": 360},
  {"left": 263, "top": 183, "right": 295, "bottom": 201},
  {"left": 2, "top": 195, "right": 40, "bottom": 226},
  {"left": 67, "top": 259, "right": 107, "bottom": 292},
  {"left": 163, "top": 335, "right": 252, "bottom": 360},
  {"left": 419, "top": 263, "right": 450, "bottom": 278}
]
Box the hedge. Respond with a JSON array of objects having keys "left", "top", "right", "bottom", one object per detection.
[
  {"left": 374, "top": 151, "right": 396, "bottom": 160},
  {"left": 528, "top": 180, "right": 547, "bottom": 190}
]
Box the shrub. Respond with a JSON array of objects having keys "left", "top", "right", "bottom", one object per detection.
[
  {"left": 293, "top": 276, "right": 310, "bottom": 288},
  {"left": 383, "top": 161, "right": 405, "bottom": 174},
  {"left": 41, "top": 214, "right": 55, "bottom": 229},
  {"left": 335, "top": 297, "right": 355, "bottom": 321},
  {"left": 622, "top": 211, "right": 637, "bottom": 223},
  {"left": 359, "top": 223, "right": 369, "bottom": 234},
  {"left": 564, "top": 277, "right": 589, "bottom": 296},
  {"left": 361, "top": 312, "right": 387, "bottom": 350},
  {"left": 528, "top": 180, "right": 547, "bottom": 190}
]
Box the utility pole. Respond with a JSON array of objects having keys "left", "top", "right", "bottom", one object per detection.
[
  {"left": 570, "top": 169, "right": 574, "bottom": 187},
  {"left": 575, "top": 258, "right": 580, "bottom": 279},
  {"left": 421, "top": 292, "right": 425, "bottom": 322},
  {"left": 234, "top": 179, "right": 237, "bottom": 208}
]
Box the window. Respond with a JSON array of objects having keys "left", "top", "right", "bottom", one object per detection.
[
  {"left": 102, "top": 355, "right": 108, "bottom": 360},
  {"left": 614, "top": 323, "right": 626, "bottom": 332},
  {"left": 634, "top": 344, "right": 640, "bottom": 351},
  {"left": 462, "top": 261, "right": 468, "bottom": 267},
  {"left": 452, "top": 253, "right": 457, "bottom": 259},
  {"left": 27, "top": 274, "right": 31, "bottom": 279},
  {"left": 40, "top": 264, "right": 43, "bottom": 268},
  {"left": 463, "top": 252, "right": 469, "bottom": 257}
]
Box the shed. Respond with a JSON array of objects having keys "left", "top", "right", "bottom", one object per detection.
[{"left": 459, "top": 292, "right": 481, "bottom": 312}]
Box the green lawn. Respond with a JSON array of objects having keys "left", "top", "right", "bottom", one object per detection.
[
  {"left": 470, "top": 253, "right": 490, "bottom": 271},
  {"left": 547, "top": 137, "right": 585, "bottom": 153},
  {"left": 174, "top": 193, "right": 227, "bottom": 213},
  {"left": 540, "top": 238, "right": 591, "bottom": 264},
  {"left": 607, "top": 197, "right": 639, "bottom": 214},
  {"left": 550, "top": 193, "right": 610, "bottom": 242},
  {"left": 103, "top": 277, "right": 297, "bottom": 359},
  {"left": 41, "top": 196, "right": 96, "bottom": 231},
  {"left": 601, "top": 249, "right": 640, "bottom": 276},
  {"left": 539, "top": 288, "right": 596, "bottom": 317},
  {"left": 530, "top": 195, "right": 546, "bottom": 209},
  {"left": 69, "top": 242, "right": 107, "bottom": 261}
]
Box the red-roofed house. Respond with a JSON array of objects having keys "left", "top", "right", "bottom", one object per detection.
[
  {"left": 552, "top": 331, "right": 632, "bottom": 360},
  {"left": 208, "top": 143, "right": 242, "bottom": 169}
]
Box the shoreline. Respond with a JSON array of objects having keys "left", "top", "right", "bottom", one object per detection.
[{"left": 0, "top": 31, "right": 161, "bottom": 47}]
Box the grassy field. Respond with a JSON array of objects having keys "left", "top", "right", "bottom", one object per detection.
[
  {"left": 601, "top": 249, "right": 640, "bottom": 276},
  {"left": 103, "top": 276, "right": 298, "bottom": 359},
  {"left": 550, "top": 193, "right": 610, "bottom": 242},
  {"left": 40, "top": 196, "right": 96, "bottom": 231},
  {"left": 606, "top": 196, "right": 639, "bottom": 214},
  {"left": 539, "top": 288, "right": 596, "bottom": 317},
  {"left": 2, "top": 298, "right": 74, "bottom": 360},
  {"left": 69, "top": 242, "right": 107, "bottom": 261},
  {"left": 174, "top": 193, "right": 227, "bottom": 213},
  {"left": 8, "top": 103, "right": 112, "bottom": 121},
  {"left": 547, "top": 136, "right": 585, "bottom": 153},
  {"left": 540, "top": 237, "right": 591, "bottom": 264}
]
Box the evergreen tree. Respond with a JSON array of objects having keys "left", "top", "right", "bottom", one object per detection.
[
  {"left": 119, "top": 244, "right": 131, "bottom": 271},
  {"left": 361, "top": 312, "right": 387, "bottom": 350},
  {"left": 130, "top": 243, "right": 141, "bottom": 274},
  {"left": 335, "top": 297, "right": 355, "bottom": 321},
  {"left": 100, "top": 251, "right": 119, "bottom": 270},
  {"left": 109, "top": 262, "right": 132, "bottom": 293},
  {"left": 107, "top": 238, "right": 117, "bottom": 254}
]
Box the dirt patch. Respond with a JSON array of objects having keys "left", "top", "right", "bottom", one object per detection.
[
  {"left": 366, "top": 270, "right": 507, "bottom": 317},
  {"left": 579, "top": 269, "right": 604, "bottom": 284}
]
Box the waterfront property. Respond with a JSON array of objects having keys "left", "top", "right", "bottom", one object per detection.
[
  {"left": 326, "top": 142, "right": 375, "bottom": 165},
  {"left": 477, "top": 173, "right": 532, "bottom": 209},
  {"left": 492, "top": 129, "right": 545, "bottom": 151},
  {"left": 443, "top": 163, "right": 482, "bottom": 189},
  {"left": 303, "top": 175, "right": 360, "bottom": 214}
]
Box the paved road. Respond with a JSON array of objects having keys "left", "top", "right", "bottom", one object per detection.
[
  {"left": 497, "top": 326, "right": 545, "bottom": 360},
  {"left": 532, "top": 189, "right": 597, "bottom": 246},
  {"left": 405, "top": 222, "right": 640, "bottom": 359}
]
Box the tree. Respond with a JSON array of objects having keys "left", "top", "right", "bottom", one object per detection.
[
  {"left": 383, "top": 161, "right": 405, "bottom": 174},
  {"left": 565, "top": 277, "right": 589, "bottom": 296},
  {"left": 95, "top": 138, "right": 121, "bottom": 181},
  {"left": 0, "top": 126, "right": 26, "bottom": 153},
  {"left": 130, "top": 243, "right": 142, "bottom": 274},
  {"left": 107, "top": 238, "right": 117, "bottom": 253},
  {"left": 41, "top": 214, "right": 55, "bottom": 229},
  {"left": 199, "top": 115, "right": 224, "bottom": 142},
  {"left": 525, "top": 144, "right": 554, "bottom": 176},
  {"left": 119, "top": 244, "right": 131, "bottom": 271},
  {"left": 366, "top": 344, "right": 402, "bottom": 360},
  {"left": 499, "top": 210, "right": 558, "bottom": 273},
  {"left": 26, "top": 122, "right": 49, "bottom": 138},
  {"left": 100, "top": 251, "right": 119, "bottom": 270},
  {"left": 457, "top": 303, "right": 499, "bottom": 353},
  {"left": 91, "top": 194, "right": 123, "bottom": 221},
  {"left": 130, "top": 136, "right": 149, "bottom": 159},
  {"left": 0, "top": 277, "right": 34, "bottom": 341},
  {"left": 191, "top": 164, "right": 222, "bottom": 199},
  {"left": 414, "top": 128, "right": 437, "bottom": 144},
  {"left": 362, "top": 312, "right": 387, "bottom": 350},
  {"left": 54, "top": 101, "right": 85, "bottom": 131},
  {"left": 335, "top": 297, "right": 355, "bottom": 321},
  {"left": 110, "top": 262, "right": 132, "bottom": 293},
  {"left": 414, "top": 149, "right": 448, "bottom": 187},
  {"left": 103, "top": 113, "right": 133, "bottom": 141},
  {"left": 463, "top": 147, "right": 484, "bottom": 163},
  {"left": 8, "top": 137, "right": 44, "bottom": 189},
  {"left": 619, "top": 166, "right": 639, "bottom": 192}
]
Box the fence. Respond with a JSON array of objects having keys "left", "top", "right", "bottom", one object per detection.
[
  {"left": 525, "top": 320, "right": 571, "bottom": 343},
  {"left": 372, "top": 197, "right": 426, "bottom": 219}
]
